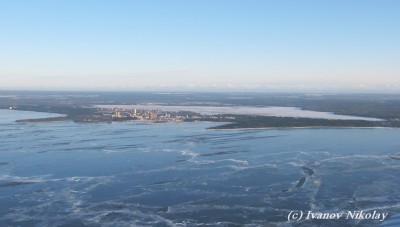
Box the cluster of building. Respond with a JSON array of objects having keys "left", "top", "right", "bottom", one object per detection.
[
  {"left": 110, "top": 108, "right": 160, "bottom": 120},
  {"left": 102, "top": 107, "right": 236, "bottom": 122}
]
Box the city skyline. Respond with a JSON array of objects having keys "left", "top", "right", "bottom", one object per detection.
[{"left": 1, "top": 0, "right": 399, "bottom": 92}]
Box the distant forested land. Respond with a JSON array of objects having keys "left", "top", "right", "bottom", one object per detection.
[{"left": 205, "top": 115, "right": 394, "bottom": 130}]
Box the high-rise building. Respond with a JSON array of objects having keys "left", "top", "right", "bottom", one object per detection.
[{"left": 112, "top": 111, "right": 121, "bottom": 118}]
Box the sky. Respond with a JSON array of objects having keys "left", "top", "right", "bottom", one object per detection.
[{"left": 0, "top": 0, "right": 399, "bottom": 92}]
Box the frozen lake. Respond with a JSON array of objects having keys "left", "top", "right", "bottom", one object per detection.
[{"left": 0, "top": 109, "right": 399, "bottom": 226}]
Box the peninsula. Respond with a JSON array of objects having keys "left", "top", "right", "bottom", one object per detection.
[{"left": 1, "top": 91, "right": 400, "bottom": 129}]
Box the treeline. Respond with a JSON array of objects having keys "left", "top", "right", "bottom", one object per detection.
[{"left": 206, "top": 115, "right": 383, "bottom": 129}]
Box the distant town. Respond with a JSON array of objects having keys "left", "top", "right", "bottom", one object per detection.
[{"left": 100, "top": 106, "right": 236, "bottom": 122}]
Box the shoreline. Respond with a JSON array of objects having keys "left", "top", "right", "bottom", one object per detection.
[
  {"left": 13, "top": 116, "right": 398, "bottom": 131},
  {"left": 12, "top": 116, "right": 399, "bottom": 130}
]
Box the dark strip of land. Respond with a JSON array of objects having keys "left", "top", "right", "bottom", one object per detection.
[
  {"left": 16, "top": 117, "right": 69, "bottom": 123},
  {"left": 201, "top": 115, "right": 390, "bottom": 129}
]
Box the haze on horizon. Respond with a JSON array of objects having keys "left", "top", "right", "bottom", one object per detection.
[{"left": 0, "top": 0, "right": 399, "bottom": 93}]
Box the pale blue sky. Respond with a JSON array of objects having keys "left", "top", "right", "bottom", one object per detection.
[{"left": 1, "top": 0, "right": 399, "bottom": 92}]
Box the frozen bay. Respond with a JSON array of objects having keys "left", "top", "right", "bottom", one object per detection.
[{"left": 0, "top": 110, "right": 399, "bottom": 226}]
